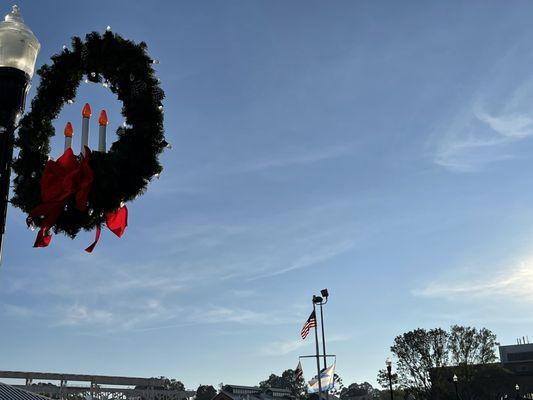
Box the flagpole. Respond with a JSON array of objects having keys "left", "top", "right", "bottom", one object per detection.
[
  {"left": 319, "top": 303, "right": 329, "bottom": 400},
  {"left": 312, "top": 301, "right": 323, "bottom": 398}
]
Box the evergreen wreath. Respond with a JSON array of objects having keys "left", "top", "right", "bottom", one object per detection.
[{"left": 11, "top": 30, "right": 166, "bottom": 238}]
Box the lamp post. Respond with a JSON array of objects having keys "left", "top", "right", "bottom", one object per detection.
[
  {"left": 386, "top": 358, "right": 393, "bottom": 400},
  {"left": 515, "top": 384, "right": 520, "bottom": 400},
  {"left": 311, "top": 296, "right": 323, "bottom": 399},
  {"left": 0, "top": 5, "right": 40, "bottom": 263},
  {"left": 318, "top": 289, "right": 329, "bottom": 370},
  {"left": 314, "top": 289, "right": 329, "bottom": 400},
  {"left": 453, "top": 374, "right": 458, "bottom": 400}
]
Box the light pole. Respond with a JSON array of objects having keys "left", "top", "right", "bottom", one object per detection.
[
  {"left": 0, "top": 5, "right": 40, "bottom": 263},
  {"left": 311, "top": 296, "right": 323, "bottom": 399},
  {"left": 386, "top": 358, "right": 393, "bottom": 400},
  {"left": 316, "top": 289, "right": 329, "bottom": 400},
  {"left": 515, "top": 384, "right": 520, "bottom": 400},
  {"left": 453, "top": 374, "right": 458, "bottom": 400},
  {"left": 318, "top": 289, "right": 329, "bottom": 369}
]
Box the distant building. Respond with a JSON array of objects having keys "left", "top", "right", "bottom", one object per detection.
[
  {"left": 213, "top": 385, "right": 294, "bottom": 400},
  {"left": 307, "top": 394, "right": 340, "bottom": 400},
  {"left": 0, "top": 370, "right": 194, "bottom": 400},
  {"left": 500, "top": 343, "right": 533, "bottom": 374},
  {"left": 212, "top": 385, "right": 341, "bottom": 400},
  {"left": 335, "top": 395, "right": 369, "bottom": 400},
  {"left": 430, "top": 342, "right": 533, "bottom": 399},
  {"left": 0, "top": 382, "right": 52, "bottom": 400}
]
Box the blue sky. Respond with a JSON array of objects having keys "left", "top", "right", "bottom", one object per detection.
[{"left": 2, "top": 0, "right": 533, "bottom": 390}]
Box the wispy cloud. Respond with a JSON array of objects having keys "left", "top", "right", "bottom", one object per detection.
[
  {"left": 235, "top": 145, "right": 352, "bottom": 173},
  {"left": 432, "top": 42, "right": 533, "bottom": 172},
  {"left": 261, "top": 339, "right": 310, "bottom": 356},
  {"left": 58, "top": 304, "right": 114, "bottom": 326},
  {"left": 187, "top": 306, "right": 297, "bottom": 326},
  {"left": 413, "top": 255, "right": 533, "bottom": 302},
  {"left": 260, "top": 333, "right": 352, "bottom": 356},
  {"left": 149, "top": 144, "right": 353, "bottom": 197},
  {"left": 434, "top": 109, "right": 533, "bottom": 172},
  {"left": 1, "top": 303, "right": 34, "bottom": 318},
  {"left": 248, "top": 239, "right": 357, "bottom": 281},
  {"left": 2, "top": 201, "right": 369, "bottom": 333}
]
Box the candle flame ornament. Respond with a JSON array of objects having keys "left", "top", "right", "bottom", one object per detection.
[
  {"left": 82, "top": 103, "right": 91, "bottom": 117},
  {"left": 98, "top": 110, "right": 108, "bottom": 125},
  {"left": 64, "top": 122, "right": 73, "bottom": 137},
  {"left": 63, "top": 122, "right": 73, "bottom": 151},
  {"left": 98, "top": 110, "right": 108, "bottom": 152}
]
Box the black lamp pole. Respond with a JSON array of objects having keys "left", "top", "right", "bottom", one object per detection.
[
  {"left": 317, "top": 289, "right": 329, "bottom": 400},
  {"left": 0, "top": 67, "right": 30, "bottom": 259},
  {"left": 0, "top": 5, "right": 40, "bottom": 264},
  {"left": 312, "top": 298, "right": 323, "bottom": 399},
  {"left": 386, "top": 359, "right": 393, "bottom": 400},
  {"left": 515, "top": 384, "right": 520, "bottom": 400},
  {"left": 453, "top": 375, "right": 458, "bottom": 400}
]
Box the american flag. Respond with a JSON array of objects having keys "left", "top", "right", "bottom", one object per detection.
[
  {"left": 301, "top": 310, "right": 317, "bottom": 340},
  {"left": 295, "top": 361, "right": 303, "bottom": 380}
]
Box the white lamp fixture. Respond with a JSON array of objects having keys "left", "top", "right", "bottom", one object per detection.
[{"left": 0, "top": 5, "right": 40, "bottom": 78}]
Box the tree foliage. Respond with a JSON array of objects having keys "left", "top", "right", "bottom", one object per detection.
[
  {"left": 136, "top": 377, "right": 185, "bottom": 391},
  {"left": 390, "top": 327, "right": 449, "bottom": 399},
  {"left": 379, "top": 325, "right": 500, "bottom": 400},
  {"left": 448, "top": 325, "right": 497, "bottom": 365},
  {"left": 196, "top": 385, "right": 217, "bottom": 400},
  {"left": 340, "top": 382, "right": 376, "bottom": 399},
  {"left": 163, "top": 378, "right": 186, "bottom": 391},
  {"left": 376, "top": 369, "right": 398, "bottom": 390},
  {"left": 259, "top": 369, "right": 306, "bottom": 400}
]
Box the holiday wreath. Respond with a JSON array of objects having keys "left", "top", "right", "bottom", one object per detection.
[{"left": 11, "top": 30, "right": 166, "bottom": 249}]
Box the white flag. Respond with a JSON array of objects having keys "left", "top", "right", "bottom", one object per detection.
[{"left": 307, "top": 363, "right": 335, "bottom": 394}]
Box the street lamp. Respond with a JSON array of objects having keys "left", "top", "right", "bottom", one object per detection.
[
  {"left": 386, "top": 358, "right": 393, "bottom": 400},
  {"left": 315, "top": 289, "right": 329, "bottom": 369},
  {"left": 453, "top": 374, "right": 458, "bottom": 400},
  {"left": 515, "top": 384, "right": 520, "bottom": 400},
  {"left": 312, "top": 291, "right": 330, "bottom": 400},
  {"left": 0, "top": 5, "right": 40, "bottom": 262}
]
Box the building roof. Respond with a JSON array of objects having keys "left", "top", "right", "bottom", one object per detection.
[
  {"left": 308, "top": 393, "right": 340, "bottom": 400},
  {"left": 215, "top": 385, "right": 294, "bottom": 400},
  {"left": 223, "top": 385, "right": 262, "bottom": 395},
  {"left": 265, "top": 388, "right": 292, "bottom": 398},
  {"left": 0, "top": 383, "right": 51, "bottom": 400}
]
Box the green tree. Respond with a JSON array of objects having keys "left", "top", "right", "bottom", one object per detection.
[
  {"left": 448, "top": 325, "right": 497, "bottom": 365},
  {"left": 340, "top": 382, "right": 376, "bottom": 399},
  {"left": 196, "top": 385, "right": 217, "bottom": 400},
  {"left": 380, "top": 325, "right": 500, "bottom": 400},
  {"left": 260, "top": 369, "right": 306, "bottom": 400},
  {"left": 136, "top": 377, "right": 185, "bottom": 391},
  {"left": 388, "top": 328, "right": 449, "bottom": 399},
  {"left": 162, "top": 378, "right": 186, "bottom": 391},
  {"left": 376, "top": 369, "right": 398, "bottom": 391}
]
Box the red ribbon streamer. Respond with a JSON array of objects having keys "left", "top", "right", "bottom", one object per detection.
[{"left": 85, "top": 206, "right": 128, "bottom": 253}]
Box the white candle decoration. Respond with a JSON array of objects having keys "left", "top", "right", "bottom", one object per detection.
[
  {"left": 81, "top": 103, "right": 91, "bottom": 156},
  {"left": 98, "top": 110, "right": 108, "bottom": 152},
  {"left": 64, "top": 122, "right": 73, "bottom": 151}
]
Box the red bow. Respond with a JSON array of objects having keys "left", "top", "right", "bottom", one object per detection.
[
  {"left": 29, "top": 147, "right": 93, "bottom": 247},
  {"left": 29, "top": 147, "right": 127, "bottom": 251}
]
